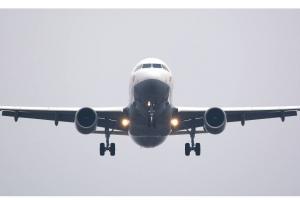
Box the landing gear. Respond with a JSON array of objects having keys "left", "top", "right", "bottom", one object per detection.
[
  {"left": 99, "top": 140, "right": 116, "bottom": 156},
  {"left": 99, "top": 126, "right": 116, "bottom": 156},
  {"left": 195, "top": 143, "right": 201, "bottom": 156},
  {"left": 110, "top": 143, "right": 115, "bottom": 156},
  {"left": 147, "top": 101, "right": 156, "bottom": 128},
  {"left": 185, "top": 142, "right": 201, "bottom": 156},
  {"left": 185, "top": 126, "right": 201, "bottom": 156},
  {"left": 100, "top": 143, "right": 105, "bottom": 156},
  {"left": 185, "top": 143, "right": 191, "bottom": 156},
  {"left": 99, "top": 142, "right": 115, "bottom": 156}
]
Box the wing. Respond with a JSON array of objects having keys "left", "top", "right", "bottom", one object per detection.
[
  {"left": 174, "top": 106, "right": 300, "bottom": 132},
  {"left": 0, "top": 106, "right": 128, "bottom": 135}
]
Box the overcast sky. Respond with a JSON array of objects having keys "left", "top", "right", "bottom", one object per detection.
[{"left": 0, "top": 9, "right": 300, "bottom": 195}]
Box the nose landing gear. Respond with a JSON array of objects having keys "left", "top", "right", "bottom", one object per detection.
[
  {"left": 185, "top": 126, "right": 201, "bottom": 156},
  {"left": 147, "top": 101, "right": 156, "bottom": 128},
  {"left": 99, "top": 126, "right": 116, "bottom": 156}
]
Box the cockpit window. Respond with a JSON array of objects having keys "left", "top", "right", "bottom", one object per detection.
[
  {"left": 162, "top": 65, "right": 169, "bottom": 71},
  {"left": 142, "top": 64, "right": 151, "bottom": 68},
  {"left": 153, "top": 64, "right": 162, "bottom": 68},
  {"left": 134, "top": 64, "right": 142, "bottom": 72},
  {"left": 135, "top": 63, "right": 169, "bottom": 72}
]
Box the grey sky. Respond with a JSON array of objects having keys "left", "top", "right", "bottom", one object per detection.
[{"left": 0, "top": 9, "right": 300, "bottom": 195}]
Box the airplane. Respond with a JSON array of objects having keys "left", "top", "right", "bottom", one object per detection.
[{"left": 0, "top": 57, "right": 299, "bottom": 156}]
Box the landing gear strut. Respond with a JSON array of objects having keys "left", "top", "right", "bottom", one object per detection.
[
  {"left": 185, "top": 126, "right": 201, "bottom": 156},
  {"left": 99, "top": 126, "right": 115, "bottom": 156},
  {"left": 147, "top": 101, "right": 156, "bottom": 128}
]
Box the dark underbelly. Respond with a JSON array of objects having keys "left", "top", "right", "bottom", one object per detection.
[
  {"left": 131, "top": 135, "right": 168, "bottom": 148},
  {"left": 129, "top": 78, "right": 172, "bottom": 147},
  {"left": 129, "top": 105, "right": 172, "bottom": 147}
]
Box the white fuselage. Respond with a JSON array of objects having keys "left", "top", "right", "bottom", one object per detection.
[
  {"left": 127, "top": 58, "right": 174, "bottom": 147},
  {"left": 129, "top": 58, "right": 173, "bottom": 104}
]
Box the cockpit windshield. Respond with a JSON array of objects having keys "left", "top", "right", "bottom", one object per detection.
[
  {"left": 142, "top": 64, "right": 152, "bottom": 68},
  {"left": 153, "top": 64, "right": 162, "bottom": 68},
  {"left": 135, "top": 63, "right": 168, "bottom": 72}
]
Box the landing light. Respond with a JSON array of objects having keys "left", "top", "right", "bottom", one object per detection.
[
  {"left": 171, "top": 118, "right": 179, "bottom": 127},
  {"left": 147, "top": 101, "right": 151, "bottom": 107},
  {"left": 121, "top": 118, "right": 130, "bottom": 127}
]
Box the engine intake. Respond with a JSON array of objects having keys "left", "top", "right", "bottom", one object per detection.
[
  {"left": 75, "top": 107, "right": 97, "bottom": 134},
  {"left": 204, "top": 107, "right": 227, "bottom": 134}
]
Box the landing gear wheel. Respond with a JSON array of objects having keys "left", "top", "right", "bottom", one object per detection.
[
  {"left": 185, "top": 123, "right": 202, "bottom": 156},
  {"left": 185, "top": 143, "right": 191, "bottom": 156},
  {"left": 100, "top": 143, "right": 105, "bottom": 156},
  {"left": 99, "top": 124, "right": 117, "bottom": 156},
  {"left": 110, "top": 143, "right": 115, "bottom": 156},
  {"left": 195, "top": 143, "right": 201, "bottom": 156}
]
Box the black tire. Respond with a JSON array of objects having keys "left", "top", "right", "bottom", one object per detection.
[
  {"left": 195, "top": 143, "right": 201, "bottom": 156},
  {"left": 185, "top": 143, "right": 191, "bottom": 156},
  {"left": 100, "top": 143, "right": 105, "bottom": 156},
  {"left": 110, "top": 143, "right": 115, "bottom": 156}
]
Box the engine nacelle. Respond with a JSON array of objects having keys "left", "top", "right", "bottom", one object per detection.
[
  {"left": 204, "top": 107, "right": 227, "bottom": 134},
  {"left": 75, "top": 107, "right": 97, "bottom": 134}
]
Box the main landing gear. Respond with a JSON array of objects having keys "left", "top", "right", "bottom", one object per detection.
[
  {"left": 185, "top": 126, "right": 201, "bottom": 156},
  {"left": 99, "top": 127, "right": 115, "bottom": 156}
]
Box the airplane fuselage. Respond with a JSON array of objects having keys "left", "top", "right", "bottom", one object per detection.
[{"left": 128, "top": 58, "right": 173, "bottom": 147}]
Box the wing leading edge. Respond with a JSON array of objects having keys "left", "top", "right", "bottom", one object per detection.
[
  {"left": 0, "top": 106, "right": 128, "bottom": 135},
  {"left": 174, "top": 106, "right": 300, "bottom": 133}
]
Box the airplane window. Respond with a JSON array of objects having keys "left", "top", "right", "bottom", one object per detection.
[
  {"left": 142, "top": 64, "right": 151, "bottom": 68},
  {"left": 153, "top": 64, "right": 162, "bottom": 68},
  {"left": 135, "top": 65, "right": 143, "bottom": 72},
  {"left": 139, "top": 63, "right": 168, "bottom": 71},
  {"left": 162, "top": 65, "right": 169, "bottom": 72}
]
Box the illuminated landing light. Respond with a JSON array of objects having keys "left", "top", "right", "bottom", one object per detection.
[
  {"left": 121, "top": 118, "right": 130, "bottom": 127},
  {"left": 171, "top": 118, "right": 179, "bottom": 127},
  {"left": 147, "top": 101, "right": 151, "bottom": 107}
]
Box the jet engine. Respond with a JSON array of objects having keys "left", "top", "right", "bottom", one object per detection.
[
  {"left": 75, "top": 107, "right": 98, "bottom": 134},
  {"left": 203, "top": 107, "right": 227, "bottom": 134}
]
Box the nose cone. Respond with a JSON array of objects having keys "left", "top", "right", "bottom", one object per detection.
[{"left": 134, "top": 78, "right": 170, "bottom": 104}]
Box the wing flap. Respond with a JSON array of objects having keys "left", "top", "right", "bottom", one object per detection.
[
  {"left": 227, "top": 110, "right": 297, "bottom": 123},
  {"left": 2, "top": 110, "right": 75, "bottom": 123},
  {"left": 93, "top": 130, "right": 129, "bottom": 135},
  {"left": 171, "top": 130, "right": 206, "bottom": 135}
]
